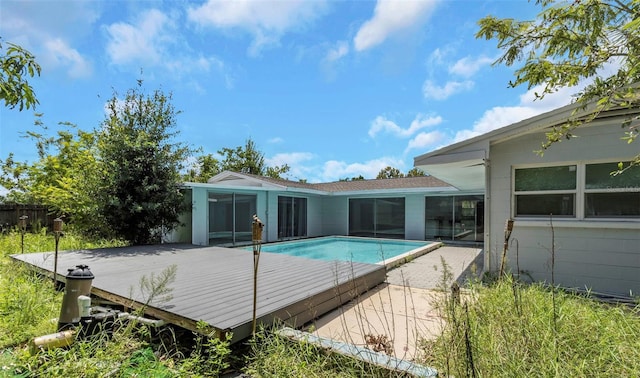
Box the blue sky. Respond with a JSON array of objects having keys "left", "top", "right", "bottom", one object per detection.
[{"left": 1, "top": 0, "right": 579, "bottom": 183}]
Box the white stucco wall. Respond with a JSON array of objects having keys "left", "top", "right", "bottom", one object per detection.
[{"left": 489, "top": 122, "right": 640, "bottom": 296}]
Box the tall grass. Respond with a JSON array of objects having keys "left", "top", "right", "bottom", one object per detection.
[
  {"left": 0, "top": 230, "right": 126, "bottom": 348},
  {"left": 421, "top": 274, "right": 640, "bottom": 377},
  {"left": 0, "top": 230, "right": 234, "bottom": 377},
  {"left": 244, "top": 327, "right": 395, "bottom": 377}
]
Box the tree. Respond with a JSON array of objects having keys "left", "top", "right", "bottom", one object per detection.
[
  {"left": 339, "top": 175, "right": 365, "bottom": 182},
  {"left": 406, "top": 167, "right": 426, "bottom": 177},
  {"left": 1, "top": 39, "right": 41, "bottom": 111},
  {"left": 265, "top": 164, "right": 290, "bottom": 179},
  {"left": 218, "top": 138, "right": 290, "bottom": 179},
  {"left": 0, "top": 119, "right": 105, "bottom": 233},
  {"left": 376, "top": 166, "right": 404, "bottom": 179},
  {"left": 98, "top": 84, "right": 192, "bottom": 244},
  {"left": 184, "top": 154, "right": 221, "bottom": 183},
  {"left": 218, "top": 138, "right": 265, "bottom": 175},
  {"left": 477, "top": 0, "right": 640, "bottom": 170}
]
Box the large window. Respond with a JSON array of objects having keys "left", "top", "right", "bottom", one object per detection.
[
  {"left": 278, "top": 196, "right": 307, "bottom": 239},
  {"left": 514, "top": 165, "right": 576, "bottom": 217},
  {"left": 349, "top": 198, "right": 405, "bottom": 239},
  {"left": 585, "top": 162, "right": 640, "bottom": 218},
  {"left": 208, "top": 193, "right": 257, "bottom": 245},
  {"left": 514, "top": 162, "right": 639, "bottom": 219},
  {"left": 425, "top": 195, "right": 484, "bottom": 242}
]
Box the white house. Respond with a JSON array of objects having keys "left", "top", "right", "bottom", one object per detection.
[{"left": 414, "top": 103, "right": 640, "bottom": 297}]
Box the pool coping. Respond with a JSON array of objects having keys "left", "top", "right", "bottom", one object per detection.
[{"left": 377, "top": 240, "right": 443, "bottom": 269}]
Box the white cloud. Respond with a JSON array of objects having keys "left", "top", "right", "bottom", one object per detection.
[
  {"left": 0, "top": 1, "right": 98, "bottom": 79},
  {"left": 105, "top": 9, "right": 229, "bottom": 84},
  {"left": 324, "top": 40, "right": 349, "bottom": 63},
  {"left": 319, "top": 157, "right": 405, "bottom": 182},
  {"left": 405, "top": 131, "right": 446, "bottom": 153},
  {"left": 266, "top": 152, "right": 314, "bottom": 167},
  {"left": 105, "top": 9, "right": 172, "bottom": 66},
  {"left": 267, "top": 137, "right": 284, "bottom": 144},
  {"left": 43, "top": 38, "right": 92, "bottom": 78},
  {"left": 354, "top": 0, "right": 438, "bottom": 52},
  {"left": 187, "top": 0, "right": 328, "bottom": 56},
  {"left": 453, "top": 84, "right": 578, "bottom": 143},
  {"left": 449, "top": 55, "right": 494, "bottom": 78},
  {"left": 368, "top": 114, "right": 442, "bottom": 138},
  {"left": 266, "top": 152, "right": 315, "bottom": 181},
  {"left": 423, "top": 80, "right": 474, "bottom": 100}
]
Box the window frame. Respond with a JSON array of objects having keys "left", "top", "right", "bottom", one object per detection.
[
  {"left": 584, "top": 161, "right": 640, "bottom": 219},
  {"left": 512, "top": 160, "right": 640, "bottom": 221},
  {"left": 513, "top": 164, "right": 578, "bottom": 218},
  {"left": 277, "top": 195, "right": 308, "bottom": 240}
]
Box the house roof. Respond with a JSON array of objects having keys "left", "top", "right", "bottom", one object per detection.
[
  {"left": 192, "top": 171, "right": 455, "bottom": 195},
  {"left": 413, "top": 100, "right": 640, "bottom": 190}
]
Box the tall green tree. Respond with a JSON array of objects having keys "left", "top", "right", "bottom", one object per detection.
[
  {"left": 184, "top": 154, "right": 221, "bottom": 183},
  {"left": 218, "top": 138, "right": 290, "bottom": 179},
  {"left": 0, "top": 119, "right": 104, "bottom": 233},
  {"left": 1, "top": 39, "right": 41, "bottom": 111},
  {"left": 376, "top": 166, "right": 404, "bottom": 179},
  {"left": 218, "top": 138, "right": 265, "bottom": 175},
  {"left": 406, "top": 167, "right": 426, "bottom": 177},
  {"left": 99, "top": 84, "right": 192, "bottom": 244},
  {"left": 477, "top": 0, "right": 640, "bottom": 169}
]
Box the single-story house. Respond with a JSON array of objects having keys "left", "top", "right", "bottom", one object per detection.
[
  {"left": 414, "top": 102, "right": 640, "bottom": 297},
  {"left": 171, "top": 172, "right": 485, "bottom": 247}
]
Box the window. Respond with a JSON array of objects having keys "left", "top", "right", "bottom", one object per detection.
[
  {"left": 513, "top": 162, "right": 640, "bottom": 219},
  {"left": 349, "top": 198, "right": 405, "bottom": 239},
  {"left": 514, "top": 165, "right": 576, "bottom": 217},
  {"left": 278, "top": 196, "right": 307, "bottom": 239},
  {"left": 425, "top": 195, "right": 484, "bottom": 242},
  {"left": 208, "top": 193, "right": 257, "bottom": 245},
  {"left": 585, "top": 162, "right": 640, "bottom": 218}
]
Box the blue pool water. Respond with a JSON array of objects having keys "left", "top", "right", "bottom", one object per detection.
[{"left": 247, "top": 236, "right": 429, "bottom": 264}]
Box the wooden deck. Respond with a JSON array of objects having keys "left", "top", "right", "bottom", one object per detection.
[{"left": 11, "top": 244, "right": 386, "bottom": 343}]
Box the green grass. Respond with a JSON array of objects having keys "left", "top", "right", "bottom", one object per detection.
[
  {"left": 244, "top": 327, "right": 397, "bottom": 377},
  {"left": 0, "top": 230, "right": 234, "bottom": 377},
  {"left": 420, "top": 275, "right": 640, "bottom": 377},
  {"left": 3, "top": 230, "right": 639, "bottom": 376},
  {"left": 0, "top": 229, "right": 127, "bottom": 348}
]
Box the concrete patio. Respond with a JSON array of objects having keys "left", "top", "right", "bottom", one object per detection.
[{"left": 312, "top": 245, "right": 482, "bottom": 360}]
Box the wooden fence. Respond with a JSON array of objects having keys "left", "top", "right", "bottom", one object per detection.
[{"left": 0, "top": 204, "right": 55, "bottom": 232}]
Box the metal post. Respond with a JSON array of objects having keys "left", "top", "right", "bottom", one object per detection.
[
  {"left": 251, "top": 214, "right": 264, "bottom": 336},
  {"left": 19, "top": 215, "right": 28, "bottom": 254},
  {"left": 53, "top": 217, "right": 64, "bottom": 285}
]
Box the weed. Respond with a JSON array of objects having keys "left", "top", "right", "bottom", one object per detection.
[{"left": 421, "top": 275, "right": 640, "bottom": 377}]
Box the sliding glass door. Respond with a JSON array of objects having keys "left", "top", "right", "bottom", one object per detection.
[
  {"left": 425, "top": 195, "right": 484, "bottom": 242},
  {"left": 349, "top": 197, "right": 405, "bottom": 239},
  {"left": 277, "top": 196, "right": 307, "bottom": 239},
  {"left": 208, "top": 192, "right": 257, "bottom": 245}
]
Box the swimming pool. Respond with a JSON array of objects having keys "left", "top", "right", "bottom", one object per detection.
[{"left": 247, "top": 236, "right": 439, "bottom": 266}]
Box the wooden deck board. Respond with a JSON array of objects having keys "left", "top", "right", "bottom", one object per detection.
[{"left": 10, "top": 244, "right": 386, "bottom": 343}]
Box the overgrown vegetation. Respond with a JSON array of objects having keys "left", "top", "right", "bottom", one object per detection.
[
  {"left": 0, "top": 231, "right": 233, "bottom": 377},
  {"left": 244, "top": 328, "right": 395, "bottom": 377},
  {"left": 0, "top": 229, "right": 127, "bottom": 348},
  {"left": 421, "top": 272, "right": 640, "bottom": 377},
  {"left": 2, "top": 229, "right": 640, "bottom": 376}
]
